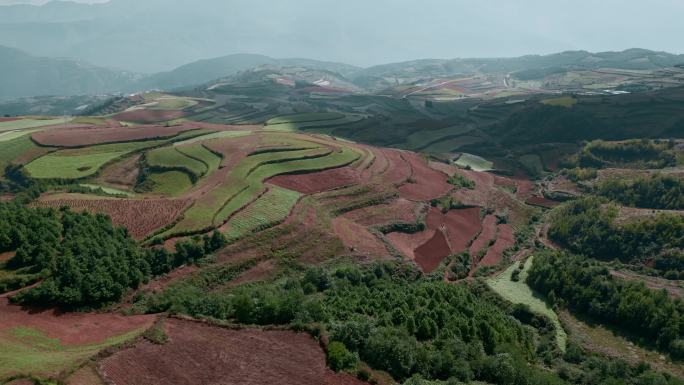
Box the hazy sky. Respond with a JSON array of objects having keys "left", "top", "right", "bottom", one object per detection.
[{"left": 0, "top": 0, "right": 683, "bottom": 70}]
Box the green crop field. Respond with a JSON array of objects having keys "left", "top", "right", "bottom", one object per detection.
[
  {"left": 149, "top": 96, "right": 198, "bottom": 110},
  {"left": 0, "top": 118, "right": 69, "bottom": 132},
  {"left": 80, "top": 184, "right": 135, "bottom": 197},
  {"left": 487, "top": 257, "right": 567, "bottom": 351},
  {"left": 454, "top": 153, "right": 494, "bottom": 171},
  {"left": 146, "top": 147, "right": 207, "bottom": 178},
  {"left": 172, "top": 130, "right": 251, "bottom": 146},
  {"left": 0, "top": 128, "right": 44, "bottom": 143},
  {"left": 405, "top": 125, "right": 477, "bottom": 151},
  {"left": 164, "top": 143, "right": 359, "bottom": 237},
  {"left": 0, "top": 326, "right": 144, "bottom": 379},
  {"left": 224, "top": 186, "right": 301, "bottom": 239},
  {"left": 0, "top": 136, "right": 44, "bottom": 178},
  {"left": 265, "top": 114, "right": 362, "bottom": 132},
  {"left": 540, "top": 96, "right": 577, "bottom": 108},
  {"left": 148, "top": 171, "right": 194, "bottom": 196},
  {"left": 26, "top": 141, "right": 163, "bottom": 180},
  {"left": 176, "top": 144, "right": 222, "bottom": 173},
  {"left": 266, "top": 112, "right": 345, "bottom": 125}
]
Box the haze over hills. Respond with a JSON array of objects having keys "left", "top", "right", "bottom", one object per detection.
[
  {"left": 2, "top": 0, "right": 684, "bottom": 73},
  {"left": 2, "top": 44, "right": 684, "bottom": 100}
]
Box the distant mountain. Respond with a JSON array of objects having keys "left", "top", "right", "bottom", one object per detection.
[
  {"left": 0, "top": 45, "right": 140, "bottom": 99},
  {"left": 143, "top": 54, "right": 360, "bottom": 90},
  {"left": 352, "top": 49, "right": 684, "bottom": 89}
]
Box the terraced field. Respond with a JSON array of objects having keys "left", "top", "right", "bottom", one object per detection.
[
  {"left": 146, "top": 146, "right": 207, "bottom": 180},
  {"left": 163, "top": 138, "right": 360, "bottom": 238},
  {"left": 26, "top": 141, "right": 164, "bottom": 180},
  {"left": 176, "top": 144, "right": 222, "bottom": 173},
  {"left": 223, "top": 186, "right": 301, "bottom": 239}
]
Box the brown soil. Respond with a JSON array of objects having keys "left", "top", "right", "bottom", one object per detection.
[
  {"left": 0, "top": 251, "right": 14, "bottom": 263},
  {"left": 99, "top": 318, "right": 369, "bottom": 385},
  {"left": 113, "top": 109, "right": 185, "bottom": 124},
  {"left": 66, "top": 365, "right": 106, "bottom": 385},
  {"left": 525, "top": 196, "right": 561, "bottom": 209},
  {"left": 32, "top": 125, "right": 195, "bottom": 147},
  {"left": 480, "top": 224, "right": 514, "bottom": 267},
  {"left": 397, "top": 153, "right": 452, "bottom": 201},
  {"left": 0, "top": 297, "right": 154, "bottom": 346},
  {"left": 380, "top": 150, "right": 412, "bottom": 186},
  {"left": 332, "top": 217, "right": 392, "bottom": 259},
  {"left": 94, "top": 154, "right": 141, "bottom": 191},
  {"left": 35, "top": 197, "right": 192, "bottom": 239},
  {"left": 414, "top": 229, "right": 451, "bottom": 273},
  {"left": 340, "top": 198, "right": 420, "bottom": 227},
  {"left": 385, "top": 230, "right": 434, "bottom": 261},
  {"left": 469, "top": 215, "right": 497, "bottom": 256},
  {"left": 428, "top": 161, "right": 458, "bottom": 176},
  {"left": 426, "top": 207, "right": 482, "bottom": 254},
  {"left": 227, "top": 259, "right": 278, "bottom": 287},
  {"left": 268, "top": 167, "right": 361, "bottom": 194}
]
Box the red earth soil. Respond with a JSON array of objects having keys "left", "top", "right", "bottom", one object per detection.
[
  {"left": 5, "top": 379, "right": 34, "bottom": 385},
  {"left": 428, "top": 161, "right": 458, "bottom": 176},
  {"left": 100, "top": 318, "right": 368, "bottom": 385},
  {"left": 341, "top": 198, "right": 420, "bottom": 227},
  {"left": 380, "top": 149, "right": 412, "bottom": 186},
  {"left": 414, "top": 230, "right": 452, "bottom": 273},
  {"left": 469, "top": 215, "right": 497, "bottom": 256},
  {"left": 0, "top": 251, "right": 14, "bottom": 262},
  {"left": 0, "top": 117, "right": 20, "bottom": 122},
  {"left": 398, "top": 153, "right": 452, "bottom": 201},
  {"left": 331, "top": 217, "right": 392, "bottom": 259},
  {"left": 32, "top": 125, "right": 196, "bottom": 147},
  {"left": 361, "top": 147, "right": 389, "bottom": 180},
  {"left": 480, "top": 224, "right": 515, "bottom": 267},
  {"left": 426, "top": 207, "right": 482, "bottom": 254},
  {"left": 113, "top": 109, "right": 185, "bottom": 124},
  {"left": 66, "top": 365, "right": 105, "bottom": 385},
  {"left": 226, "top": 259, "right": 278, "bottom": 288},
  {"left": 35, "top": 197, "right": 191, "bottom": 239},
  {"left": 267, "top": 167, "right": 361, "bottom": 194},
  {"left": 525, "top": 196, "right": 561, "bottom": 209},
  {"left": 0, "top": 297, "right": 154, "bottom": 346}
]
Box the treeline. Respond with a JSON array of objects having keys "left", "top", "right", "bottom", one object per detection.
[
  {"left": 527, "top": 252, "right": 684, "bottom": 359},
  {"left": 575, "top": 139, "right": 677, "bottom": 169},
  {"left": 140, "top": 261, "right": 684, "bottom": 385},
  {"left": 548, "top": 197, "right": 684, "bottom": 277},
  {"left": 0, "top": 201, "right": 226, "bottom": 308},
  {"left": 596, "top": 174, "right": 684, "bottom": 210}
]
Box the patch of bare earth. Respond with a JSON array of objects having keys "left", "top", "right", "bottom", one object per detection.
[
  {"left": 99, "top": 318, "right": 368, "bottom": 385},
  {"left": 35, "top": 197, "right": 192, "bottom": 239},
  {"left": 610, "top": 270, "right": 684, "bottom": 299}
]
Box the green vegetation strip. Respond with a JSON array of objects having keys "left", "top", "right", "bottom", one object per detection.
[
  {"left": 224, "top": 186, "right": 300, "bottom": 239},
  {"left": 266, "top": 112, "right": 345, "bottom": 125},
  {"left": 176, "top": 144, "right": 222, "bottom": 173},
  {"left": 487, "top": 256, "right": 567, "bottom": 351},
  {"left": 0, "top": 327, "right": 144, "bottom": 379},
  {"left": 146, "top": 147, "right": 207, "bottom": 178},
  {"left": 165, "top": 145, "right": 359, "bottom": 236},
  {"left": 0, "top": 118, "right": 69, "bottom": 132},
  {"left": 455, "top": 153, "right": 494, "bottom": 171}
]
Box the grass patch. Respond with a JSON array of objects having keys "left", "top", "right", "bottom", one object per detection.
[
  {"left": 454, "top": 153, "right": 494, "bottom": 171},
  {"left": 487, "top": 256, "right": 567, "bottom": 351},
  {"left": 266, "top": 112, "right": 345, "bottom": 125},
  {"left": 0, "top": 128, "right": 44, "bottom": 142},
  {"left": 79, "top": 184, "right": 135, "bottom": 197},
  {"left": 148, "top": 171, "right": 193, "bottom": 196},
  {"left": 0, "top": 326, "right": 144, "bottom": 378},
  {"left": 176, "top": 144, "right": 222, "bottom": 173},
  {"left": 540, "top": 96, "right": 577, "bottom": 108},
  {"left": 0, "top": 135, "right": 45, "bottom": 177},
  {"left": 26, "top": 141, "right": 163, "bottom": 180},
  {"left": 225, "top": 186, "right": 301, "bottom": 239},
  {"left": 146, "top": 147, "right": 207, "bottom": 178},
  {"left": 172, "top": 130, "right": 251, "bottom": 146},
  {"left": 0, "top": 118, "right": 68, "bottom": 132}
]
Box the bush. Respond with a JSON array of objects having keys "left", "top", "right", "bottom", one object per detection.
[{"left": 327, "top": 341, "right": 358, "bottom": 372}]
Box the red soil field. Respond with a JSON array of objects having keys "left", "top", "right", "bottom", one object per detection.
[
  {"left": 0, "top": 251, "right": 14, "bottom": 262},
  {"left": 100, "top": 318, "right": 368, "bottom": 385},
  {"left": 66, "top": 365, "right": 104, "bottom": 385},
  {"left": 267, "top": 167, "right": 361, "bottom": 194},
  {"left": 341, "top": 198, "right": 420, "bottom": 227},
  {"left": 32, "top": 125, "right": 196, "bottom": 147},
  {"left": 0, "top": 117, "right": 20, "bottom": 122},
  {"left": 426, "top": 207, "right": 482, "bottom": 254},
  {"left": 0, "top": 297, "right": 154, "bottom": 346},
  {"left": 414, "top": 229, "right": 451, "bottom": 273},
  {"left": 361, "top": 147, "right": 389, "bottom": 180},
  {"left": 380, "top": 149, "right": 412, "bottom": 185},
  {"left": 398, "top": 153, "right": 452, "bottom": 201},
  {"left": 113, "top": 109, "right": 185, "bottom": 124},
  {"left": 332, "top": 217, "right": 391, "bottom": 259},
  {"left": 480, "top": 224, "right": 515, "bottom": 267},
  {"left": 469, "top": 215, "right": 497, "bottom": 256},
  {"left": 384, "top": 230, "right": 434, "bottom": 261},
  {"left": 525, "top": 196, "right": 561, "bottom": 209},
  {"left": 428, "top": 161, "right": 458, "bottom": 176},
  {"left": 35, "top": 196, "right": 191, "bottom": 239}
]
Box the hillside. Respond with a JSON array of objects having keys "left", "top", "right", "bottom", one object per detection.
[{"left": 0, "top": 45, "right": 139, "bottom": 99}]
